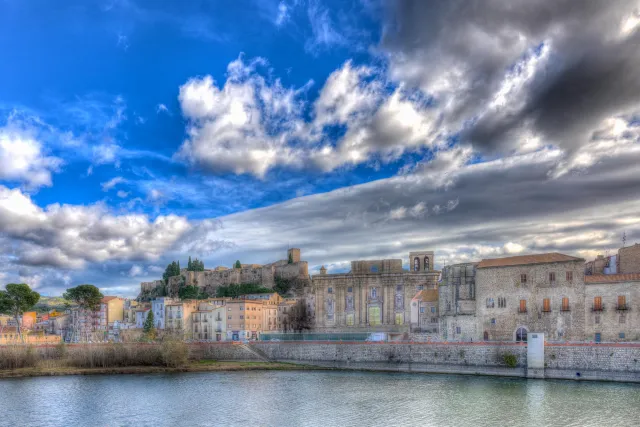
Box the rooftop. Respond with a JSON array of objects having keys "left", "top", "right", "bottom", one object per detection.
[
  {"left": 412, "top": 289, "right": 438, "bottom": 302},
  {"left": 477, "top": 252, "right": 584, "bottom": 269},
  {"left": 585, "top": 273, "right": 640, "bottom": 284},
  {"left": 101, "top": 296, "right": 120, "bottom": 303}
]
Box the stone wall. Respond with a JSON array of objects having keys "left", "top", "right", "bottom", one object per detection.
[{"left": 193, "top": 341, "right": 640, "bottom": 382}]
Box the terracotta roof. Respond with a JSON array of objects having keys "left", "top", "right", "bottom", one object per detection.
[
  {"left": 412, "top": 289, "right": 438, "bottom": 302},
  {"left": 585, "top": 273, "right": 640, "bottom": 284},
  {"left": 101, "top": 296, "right": 119, "bottom": 303},
  {"left": 477, "top": 253, "right": 584, "bottom": 269}
]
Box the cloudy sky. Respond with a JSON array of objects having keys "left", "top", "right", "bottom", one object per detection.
[{"left": 1, "top": 0, "right": 639, "bottom": 297}]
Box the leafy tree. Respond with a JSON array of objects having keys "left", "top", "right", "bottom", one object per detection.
[
  {"left": 273, "top": 277, "right": 293, "bottom": 296},
  {"left": 234, "top": 260, "right": 242, "bottom": 269},
  {"left": 163, "top": 261, "right": 181, "bottom": 283},
  {"left": 288, "top": 252, "right": 293, "bottom": 264},
  {"left": 0, "top": 283, "right": 41, "bottom": 342},
  {"left": 63, "top": 284, "right": 103, "bottom": 311},
  {"left": 187, "top": 257, "right": 205, "bottom": 272},
  {"left": 288, "top": 300, "right": 313, "bottom": 333},
  {"left": 178, "top": 285, "right": 201, "bottom": 300},
  {"left": 216, "top": 283, "right": 273, "bottom": 298},
  {"left": 143, "top": 310, "right": 156, "bottom": 340}
]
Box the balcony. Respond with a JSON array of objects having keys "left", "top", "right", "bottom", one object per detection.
[
  {"left": 591, "top": 304, "right": 605, "bottom": 312},
  {"left": 560, "top": 307, "right": 571, "bottom": 312},
  {"left": 616, "top": 304, "right": 628, "bottom": 311},
  {"left": 541, "top": 308, "right": 552, "bottom": 313},
  {"left": 518, "top": 308, "right": 527, "bottom": 314}
]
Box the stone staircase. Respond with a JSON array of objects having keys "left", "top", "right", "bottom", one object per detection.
[{"left": 238, "top": 343, "right": 271, "bottom": 362}]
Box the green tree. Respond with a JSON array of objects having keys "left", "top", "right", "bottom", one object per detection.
[
  {"left": 288, "top": 252, "right": 293, "bottom": 264},
  {"left": 143, "top": 310, "right": 156, "bottom": 340},
  {"left": 188, "top": 256, "right": 192, "bottom": 271},
  {"left": 178, "top": 285, "right": 201, "bottom": 300},
  {"left": 163, "top": 261, "right": 181, "bottom": 283},
  {"left": 0, "top": 283, "right": 41, "bottom": 342},
  {"left": 63, "top": 284, "right": 103, "bottom": 311},
  {"left": 234, "top": 260, "right": 242, "bottom": 269},
  {"left": 186, "top": 257, "right": 205, "bottom": 272}
]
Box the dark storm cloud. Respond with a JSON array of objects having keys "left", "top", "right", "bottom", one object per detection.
[{"left": 381, "top": 0, "right": 640, "bottom": 153}]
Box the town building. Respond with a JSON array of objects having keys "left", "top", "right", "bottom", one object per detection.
[
  {"left": 135, "top": 308, "right": 150, "bottom": 329},
  {"left": 438, "top": 263, "right": 478, "bottom": 341},
  {"left": 410, "top": 289, "right": 439, "bottom": 335},
  {"left": 584, "top": 273, "right": 640, "bottom": 342},
  {"left": 97, "top": 296, "right": 124, "bottom": 331},
  {"left": 165, "top": 300, "right": 199, "bottom": 339},
  {"left": 312, "top": 251, "right": 439, "bottom": 332},
  {"left": 151, "top": 297, "right": 175, "bottom": 329},
  {"left": 475, "top": 253, "right": 586, "bottom": 342},
  {"left": 192, "top": 302, "right": 227, "bottom": 341},
  {"left": 226, "top": 299, "right": 266, "bottom": 340}
]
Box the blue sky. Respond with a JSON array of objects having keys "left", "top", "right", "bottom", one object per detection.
[{"left": 1, "top": 0, "right": 639, "bottom": 297}]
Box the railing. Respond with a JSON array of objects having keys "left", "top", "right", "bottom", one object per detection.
[
  {"left": 616, "top": 304, "right": 628, "bottom": 311},
  {"left": 561, "top": 306, "right": 571, "bottom": 312},
  {"left": 541, "top": 308, "right": 551, "bottom": 313},
  {"left": 592, "top": 304, "right": 605, "bottom": 312},
  {"left": 518, "top": 308, "right": 527, "bottom": 313}
]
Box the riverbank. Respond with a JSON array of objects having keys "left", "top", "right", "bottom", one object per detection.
[{"left": 0, "top": 360, "right": 325, "bottom": 379}]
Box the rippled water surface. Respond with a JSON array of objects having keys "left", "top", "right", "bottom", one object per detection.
[{"left": 1, "top": 371, "right": 639, "bottom": 426}]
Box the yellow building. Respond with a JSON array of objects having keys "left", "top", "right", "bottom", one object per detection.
[{"left": 226, "top": 299, "right": 266, "bottom": 341}]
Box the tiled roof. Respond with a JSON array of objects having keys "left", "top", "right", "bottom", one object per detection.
[
  {"left": 477, "top": 253, "right": 584, "bottom": 269},
  {"left": 585, "top": 273, "right": 640, "bottom": 283},
  {"left": 101, "top": 296, "right": 119, "bottom": 303},
  {"left": 412, "top": 289, "right": 438, "bottom": 302}
]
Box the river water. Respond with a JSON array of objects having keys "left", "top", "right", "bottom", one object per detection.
[{"left": 0, "top": 371, "right": 638, "bottom": 426}]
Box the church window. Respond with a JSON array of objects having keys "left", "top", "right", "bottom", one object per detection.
[
  {"left": 420, "top": 307, "right": 425, "bottom": 313},
  {"left": 424, "top": 257, "right": 430, "bottom": 271},
  {"left": 371, "top": 288, "right": 377, "bottom": 298},
  {"left": 414, "top": 257, "right": 420, "bottom": 272},
  {"left": 347, "top": 287, "right": 352, "bottom": 293},
  {"left": 396, "top": 285, "right": 402, "bottom": 292},
  {"left": 328, "top": 287, "right": 333, "bottom": 294}
]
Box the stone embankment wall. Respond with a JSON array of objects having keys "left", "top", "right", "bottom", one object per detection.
[{"left": 195, "top": 342, "right": 640, "bottom": 383}]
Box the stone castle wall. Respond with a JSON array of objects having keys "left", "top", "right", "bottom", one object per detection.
[
  {"left": 619, "top": 244, "right": 640, "bottom": 274},
  {"left": 584, "top": 280, "right": 640, "bottom": 342}
]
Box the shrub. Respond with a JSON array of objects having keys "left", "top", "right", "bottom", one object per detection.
[
  {"left": 502, "top": 353, "right": 518, "bottom": 368},
  {"left": 160, "top": 340, "right": 189, "bottom": 367},
  {"left": 0, "top": 345, "right": 39, "bottom": 369}
]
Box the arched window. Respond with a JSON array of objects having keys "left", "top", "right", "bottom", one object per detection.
[
  {"left": 424, "top": 256, "right": 430, "bottom": 271},
  {"left": 371, "top": 288, "right": 377, "bottom": 298},
  {"left": 413, "top": 257, "right": 420, "bottom": 272},
  {"left": 516, "top": 327, "right": 528, "bottom": 342}
]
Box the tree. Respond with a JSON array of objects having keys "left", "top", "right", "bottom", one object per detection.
[
  {"left": 188, "top": 256, "right": 192, "bottom": 271},
  {"left": 0, "top": 283, "right": 40, "bottom": 342},
  {"left": 288, "top": 252, "right": 293, "bottom": 264},
  {"left": 234, "top": 260, "right": 242, "bottom": 269},
  {"left": 178, "top": 285, "right": 201, "bottom": 300},
  {"left": 163, "top": 261, "right": 181, "bottom": 283},
  {"left": 143, "top": 310, "right": 156, "bottom": 340},
  {"left": 187, "top": 257, "right": 205, "bottom": 272},
  {"left": 289, "top": 300, "right": 313, "bottom": 333},
  {"left": 63, "top": 284, "right": 103, "bottom": 311}
]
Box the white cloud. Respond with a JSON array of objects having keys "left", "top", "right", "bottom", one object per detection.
[
  {"left": 0, "top": 185, "right": 192, "bottom": 269},
  {"left": 128, "top": 264, "right": 144, "bottom": 277},
  {"left": 156, "top": 103, "right": 170, "bottom": 114},
  {"left": 0, "top": 125, "right": 63, "bottom": 189},
  {"left": 93, "top": 143, "right": 121, "bottom": 166},
  {"left": 275, "top": 1, "right": 290, "bottom": 27},
  {"left": 101, "top": 176, "right": 127, "bottom": 191},
  {"left": 116, "top": 190, "right": 130, "bottom": 198}
]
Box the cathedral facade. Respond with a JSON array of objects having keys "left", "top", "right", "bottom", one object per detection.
[{"left": 312, "top": 251, "right": 439, "bottom": 332}]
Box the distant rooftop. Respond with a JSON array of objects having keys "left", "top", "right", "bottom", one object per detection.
[
  {"left": 477, "top": 253, "right": 583, "bottom": 269},
  {"left": 585, "top": 273, "right": 640, "bottom": 284}
]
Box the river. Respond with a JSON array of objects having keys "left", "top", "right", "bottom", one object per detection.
[{"left": 0, "top": 371, "right": 638, "bottom": 426}]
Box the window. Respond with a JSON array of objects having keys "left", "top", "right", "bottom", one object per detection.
[
  {"left": 566, "top": 271, "right": 573, "bottom": 282},
  {"left": 328, "top": 287, "right": 333, "bottom": 294},
  {"left": 347, "top": 287, "right": 352, "bottom": 293},
  {"left": 240, "top": 315, "right": 244, "bottom": 320},
  {"left": 431, "top": 307, "right": 436, "bottom": 313},
  {"left": 414, "top": 257, "right": 420, "bottom": 272},
  {"left": 620, "top": 314, "right": 626, "bottom": 324},
  {"left": 520, "top": 274, "right": 527, "bottom": 284},
  {"left": 228, "top": 315, "right": 232, "bottom": 320},
  {"left": 416, "top": 285, "right": 424, "bottom": 291},
  {"left": 240, "top": 307, "right": 244, "bottom": 311},
  {"left": 371, "top": 288, "right": 377, "bottom": 298},
  {"left": 430, "top": 317, "right": 437, "bottom": 323},
  {"left": 346, "top": 313, "right": 355, "bottom": 326},
  {"left": 370, "top": 266, "right": 378, "bottom": 273},
  {"left": 228, "top": 307, "right": 231, "bottom": 311},
  {"left": 543, "top": 298, "right": 551, "bottom": 312},
  {"left": 486, "top": 298, "right": 495, "bottom": 308},
  {"left": 424, "top": 256, "right": 430, "bottom": 271},
  {"left": 420, "top": 307, "right": 425, "bottom": 313},
  {"left": 593, "top": 296, "right": 603, "bottom": 311},
  {"left": 519, "top": 300, "right": 527, "bottom": 313},
  {"left": 549, "top": 272, "right": 556, "bottom": 284},
  {"left": 595, "top": 315, "right": 600, "bottom": 324},
  {"left": 455, "top": 327, "right": 461, "bottom": 334},
  {"left": 619, "top": 332, "right": 626, "bottom": 339},
  {"left": 498, "top": 297, "right": 506, "bottom": 308},
  {"left": 396, "top": 285, "right": 403, "bottom": 292},
  {"left": 516, "top": 327, "right": 527, "bottom": 342},
  {"left": 617, "top": 295, "right": 627, "bottom": 310},
  {"left": 491, "top": 318, "right": 496, "bottom": 325},
  {"left": 395, "top": 313, "right": 404, "bottom": 325}
]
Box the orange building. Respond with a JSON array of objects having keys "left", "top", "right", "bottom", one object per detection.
[{"left": 21, "top": 311, "right": 37, "bottom": 330}]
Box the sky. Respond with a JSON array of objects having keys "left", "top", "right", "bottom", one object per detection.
[{"left": 1, "top": 0, "right": 639, "bottom": 297}]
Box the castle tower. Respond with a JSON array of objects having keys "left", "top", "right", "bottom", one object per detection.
[
  {"left": 288, "top": 248, "right": 301, "bottom": 263},
  {"left": 409, "top": 251, "right": 435, "bottom": 272},
  {"left": 320, "top": 265, "right": 327, "bottom": 275}
]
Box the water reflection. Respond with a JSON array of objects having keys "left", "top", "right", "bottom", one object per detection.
[{"left": 0, "top": 371, "right": 638, "bottom": 427}]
